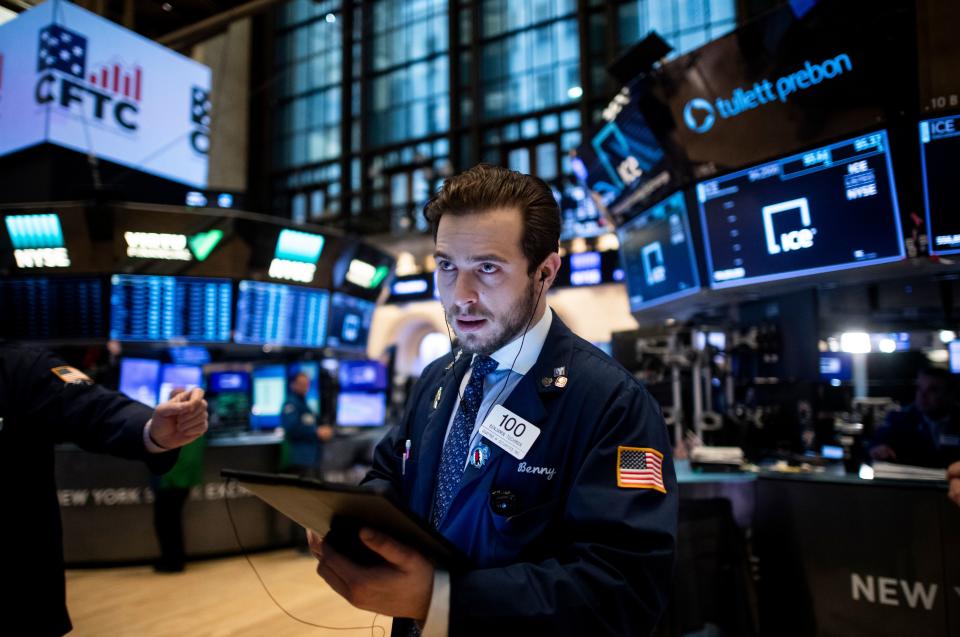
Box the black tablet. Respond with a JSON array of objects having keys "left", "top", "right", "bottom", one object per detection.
[{"left": 221, "top": 469, "right": 471, "bottom": 571}]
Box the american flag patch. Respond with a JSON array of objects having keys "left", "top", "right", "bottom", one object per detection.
[
  {"left": 617, "top": 446, "right": 666, "bottom": 493},
  {"left": 50, "top": 366, "right": 93, "bottom": 385}
]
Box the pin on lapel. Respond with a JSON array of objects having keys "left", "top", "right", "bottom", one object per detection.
[
  {"left": 541, "top": 376, "right": 553, "bottom": 388},
  {"left": 554, "top": 376, "right": 568, "bottom": 388},
  {"left": 433, "top": 386, "right": 443, "bottom": 409},
  {"left": 469, "top": 443, "right": 490, "bottom": 469}
]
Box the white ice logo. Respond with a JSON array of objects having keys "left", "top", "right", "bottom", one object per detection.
[
  {"left": 762, "top": 197, "right": 816, "bottom": 255},
  {"left": 642, "top": 241, "right": 666, "bottom": 285}
]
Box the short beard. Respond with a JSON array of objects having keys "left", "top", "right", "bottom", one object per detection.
[{"left": 448, "top": 276, "right": 537, "bottom": 355}]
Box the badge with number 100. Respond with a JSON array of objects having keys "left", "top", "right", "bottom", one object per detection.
[{"left": 477, "top": 404, "right": 541, "bottom": 460}]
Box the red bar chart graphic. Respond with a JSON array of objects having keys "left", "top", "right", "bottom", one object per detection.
[{"left": 87, "top": 63, "right": 142, "bottom": 101}]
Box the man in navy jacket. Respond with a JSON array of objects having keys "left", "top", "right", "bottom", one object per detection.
[
  {"left": 310, "top": 165, "right": 677, "bottom": 636},
  {"left": 0, "top": 344, "right": 208, "bottom": 636}
]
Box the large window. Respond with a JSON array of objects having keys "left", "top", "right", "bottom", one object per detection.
[
  {"left": 618, "top": 0, "right": 737, "bottom": 57},
  {"left": 273, "top": 0, "right": 343, "bottom": 170},
  {"left": 479, "top": 0, "right": 580, "bottom": 121},
  {"left": 367, "top": 0, "right": 450, "bottom": 147}
]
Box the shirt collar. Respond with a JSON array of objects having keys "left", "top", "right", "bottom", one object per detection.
[{"left": 473, "top": 306, "right": 553, "bottom": 377}]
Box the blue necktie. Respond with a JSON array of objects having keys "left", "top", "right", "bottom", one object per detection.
[{"left": 430, "top": 355, "right": 499, "bottom": 528}]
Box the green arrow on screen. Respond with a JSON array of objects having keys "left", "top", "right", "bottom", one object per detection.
[
  {"left": 371, "top": 265, "right": 390, "bottom": 288},
  {"left": 188, "top": 229, "right": 223, "bottom": 261}
]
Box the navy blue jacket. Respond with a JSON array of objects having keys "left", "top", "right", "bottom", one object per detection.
[
  {"left": 282, "top": 393, "right": 321, "bottom": 468},
  {"left": 364, "top": 316, "right": 677, "bottom": 636},
  {"left": 871, "top": 404, "right": 960, "bottom": 468},
  {"left": 0, "top": 345, "right": 178, "bottom": 636}
]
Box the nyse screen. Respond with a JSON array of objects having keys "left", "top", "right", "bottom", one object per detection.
[
  {"left": 234, "top": 280, "right": 330, "bottom": 348},
  {"left": 327, "top": 293, "right": 375, "bottom": 351},
  {"left": 697, "top": 131, "right": 904, "bottom": 289},
  {"left": 110, "top": 275, "right": 232, "bottom": 341},
  {"left": 617, "top": 191, "right": 701, "bottom": 312},
  {"left": 920, "top": 114, "right": 960, "bottom": 255},
  {"left": 0, "top": 277, "right": 104, "bottom": 340}
]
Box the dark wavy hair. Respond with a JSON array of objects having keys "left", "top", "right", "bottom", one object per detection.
[{"left": 423, "top": 164, "right": 561, "bottom": 274}]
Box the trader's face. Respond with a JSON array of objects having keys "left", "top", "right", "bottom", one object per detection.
[
  {"left": 434, "top": 208, "right": 540, "bottom": 355},
  {"left": 916, "top": 374, "right": 951, "bottom": 418},
  {"left": 291, "top": 373, "right": 310, "bottom": 398}
]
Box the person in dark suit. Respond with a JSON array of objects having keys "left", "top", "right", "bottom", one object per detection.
[
  {"left": 308, "top": 165, "right": 677, "bottom": 636},
  {"left": 0, "top": 344, "right": 208, "bottom": 636},
  {"left": 870, "top": 367, "right": 960, "bottom": 468}
]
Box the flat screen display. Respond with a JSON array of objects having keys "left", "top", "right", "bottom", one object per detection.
[
  {"left": 207, "top": 371, "right": 251, "bottom": 432},
  {"left": 820, "top": 353, "right": 853, "bottom": 382},
  {"left": 119, "top": 357, "right": 161, "bottom": 407},
  {"left": 251, "top": 364, "right": 286, "bottom": 429},
  {"left": 208, "top": 371, "right": 250, "bottom": 393},
  {"left": 617, "top": 191, "right": 701, "bottom": 311},
  {"left": 158, "top": 364, "right": 203, "bottom": 403},
  {"left": 327, "top": 293, "right": 375, "bottom": 351},
  {"left": 109, "top": 274, "right": 232, "bottom": 342},
  {"left": 920, "top": 114, "right": 960, "bottom": 255},
  {"left": 234, "top": 280, "right": 330, "bottom": 348},
  {"left": 168, "top": 346, "right": 210, "bottom": 366},
  {"left": 0, "top": 276, "right": 104, "bottom": 340},
  {"left": 336, "top": 392, "right": 386, "bottom": 427},
  {"left": 339, "top": 360, "right": 388, "bottom": 392},
  {"left": 697, "top": 131, "right": 904, "bottom": 289},
  {"left": 574, "top": 76, "right": 674, "bottom": 218},
  {"left": 950, "top": 341, "right": 960, "bottom": 375}
]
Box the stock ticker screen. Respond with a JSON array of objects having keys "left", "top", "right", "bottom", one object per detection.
[
  {"left": 234, "top": 280, "right": 330, "bottom": 348},
  {"left": 327, "top": 292, "right": 375, "bottom": 351},
  {"left": 920, "top": 114, "right": 960, "bottom": 255},
  {"left": 697, "top": 131, "right": 904, "bottom": 289},
  {"left": 110, "top": 274, "right": 232, "bottom": 342},
  {"left": 0, "top": 276, "right": 105, "bottom": 340},
  {"left": 617, "top": 191, "right": 701, "bottom": 312}
]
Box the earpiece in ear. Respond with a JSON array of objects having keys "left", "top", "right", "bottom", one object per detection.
[{"left": 539, "top": 270, "right": 548, "bottom": 282}]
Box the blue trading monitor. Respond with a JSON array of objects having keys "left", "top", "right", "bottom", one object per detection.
[
  {"left": 327, "top": 293, "right": 376, "bottom": 351},
  {"left": 287, "top": 361, "right": 321, "bottom": 415},
  {"left": 158, "top": 364, "right": 203, "bottom": 403},
  {"left": 696, "top": 131, "right": 904, "bottom": 289},
  {"left": 950, "top": 342, "right": 960, "bottom": 375},
  {"left": 169, "top": 346, "right": 211, "bottom": 366},
  {"left": 0, "top": 277, "right": 104, "bottom": 340},
  {"left": 207, "top": 371, "right": 251, "bottom": 432},
  {"left": 617, "top": 191, "right": 701, "bottom": 311},
  {"left": 251, "top": 364, "right": 286, "bottom": 429},
  {"left": 575, "top": 77, "right": 670, "bottom": 218},
  {"left": 336, "top": 392, "right": 387, "bottom": 427},
  {"left": 339, "top": 360, "right": 388, "bottom": 392},
  {"left": 109, "top": 275, "right": 232, "bottom": 342},
  {"left": 119, "top": 358, "right": 161, "bottom": 407},
  {"left": 234, "top": 281, "right": 330, "bottom": 348},
  {"left": 920, "top": 114, "right": 960, "bottom": 255},
  {"left": 820, "top": 353, "right": 853, "bottom": 383}
]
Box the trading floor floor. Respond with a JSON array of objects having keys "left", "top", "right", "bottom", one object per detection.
[{"left": 66, "top": 550, "right": 390, "bottom": 636}]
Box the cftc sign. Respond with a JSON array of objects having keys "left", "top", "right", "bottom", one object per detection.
[{"left": 0, "top": 0, "right": 211, "bottom": 188}]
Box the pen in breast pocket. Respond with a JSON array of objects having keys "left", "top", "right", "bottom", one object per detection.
[{"left": 402, "top": 439, "right": 411, "bottom": 475}]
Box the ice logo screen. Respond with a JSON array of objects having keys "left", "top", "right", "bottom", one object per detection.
[
  {"left": 762, "top": 197, "right": 816, "bottom": 255},
  {"left": 642, "top": 241, "right": 666, "bottom": 285}
]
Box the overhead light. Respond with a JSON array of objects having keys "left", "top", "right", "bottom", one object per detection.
[
  {"left": 346, "top": 258, "right": 390, "bottom": 289},
  {"left": 840, "top": 332, "right": 871, "bottom": 354},
  {"left": 6, "top": 213, "right": 71, "bottom": 269},
  {"left": 567, "top": 86, "right": 583, "bottom": 99},
  {"left": 325, "top": 12, "right": 336, "bottom": 23},
  {"left": 877, "top": 338, "right": 897, "bottom": 354},
  {"left": 270, "top": 229, "right": 325, "bottom": 283},
  {"left": 162, "top": 3, "right": 173, "bottom": 11},
  {"left": 939, "top": 330, "right": 956, "bottom": 344}
]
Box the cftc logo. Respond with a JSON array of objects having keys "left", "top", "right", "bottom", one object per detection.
[
  {"left": 683, "top": 98, "right": 716, "bottom": 134},
  {"left": 34, "top": 23, "right": 141, "bottom": 132}
]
